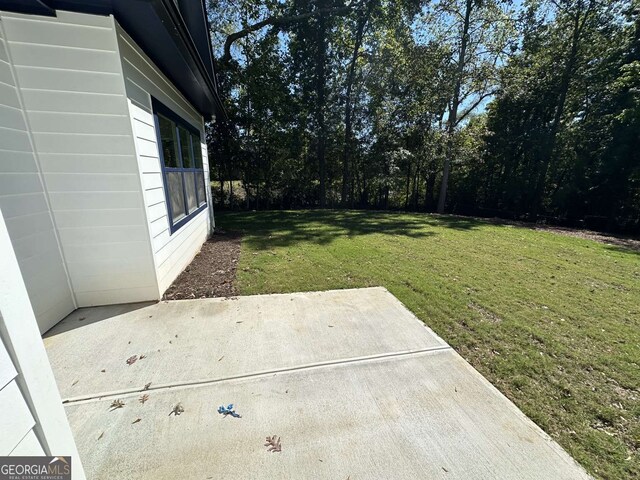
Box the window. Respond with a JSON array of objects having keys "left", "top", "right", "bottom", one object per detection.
[{"left": 153, "top": 99, "right": 207, "bottom": 232}]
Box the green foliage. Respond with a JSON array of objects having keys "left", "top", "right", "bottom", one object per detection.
[{"left": 207, "top": 0, "right": 639, "bottom": 231}]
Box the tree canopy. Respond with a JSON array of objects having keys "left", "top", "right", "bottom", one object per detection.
[{"left": 207, "top": 0, "right": 640, "bottom": 233}]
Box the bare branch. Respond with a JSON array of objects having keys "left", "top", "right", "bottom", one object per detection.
[{"left": 221, "top": 3, "right": 362, "bottom": 65}]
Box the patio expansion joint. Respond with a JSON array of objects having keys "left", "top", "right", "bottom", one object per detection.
[{"left": 61, "top": 344, "right": 453, "bottom": 406}]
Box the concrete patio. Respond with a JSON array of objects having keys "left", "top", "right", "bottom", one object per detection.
[{"left": 44, "top": 287, "right": 591, "bottom": 479}]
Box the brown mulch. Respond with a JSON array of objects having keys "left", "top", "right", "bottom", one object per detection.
[
  {"left": 163, "top": 231, "right": 242, "bottom": 300},
  {"left": 467, "top": 215, "right": 640, "bottom": 252},
  {"left": 530, "top": 225, "right": 640, "bottom": 252}
]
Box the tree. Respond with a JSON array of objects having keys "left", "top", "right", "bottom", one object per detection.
[{"left": 421, "top": 0, "right": 516, "bottom": 213}]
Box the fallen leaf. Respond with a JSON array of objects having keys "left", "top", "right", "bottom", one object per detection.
[
  {"left": 126, "top": 355, "right": 138, "bottom": 366},
  {"left": 97, "top": 432, "right": 104, "bottom": 441},
  {"left": 218, "top": 356, "right": 224, "bottom": 362},
  {"left": 109, "top": 399, "right": 125, "bottom": 411},
  {"left": 78, "top": 317, "right": 86, "bottom": 322},
  {"left": 264, "top": 435, "right": 282, "bottom": 453},
  {"left": 143, "top": 382, "right": 151, "bottom": 391},
  {"left": 139, "top": 354, "right": 146, "bottom": 360},
  {"left": 442, "top": 467, "right": 449, "bottom": 473},
  {"left": 169, "top": 403, "right": 184, "bottom": 416},
  {"left": 132, "top": 418, "right": 141, "bottom": 424},
  {"left": 139, "top": 394, "right": 149, "bottom": 404},
  {"left": 101, "top": 369, "right": 106, "bottom": 373},
  {"left": 72, "top": 379, "right": 79, "bottom": 386}
]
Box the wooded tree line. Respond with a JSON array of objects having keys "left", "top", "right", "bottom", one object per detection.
[{"left": 207, "top": 0, "right": 640, "bottom": 233}]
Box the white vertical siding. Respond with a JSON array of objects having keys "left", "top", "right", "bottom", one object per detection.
[
  {"left": 1, "top": 11, "right": 159, "bottom": 308},
  {"left": 0, "top": 18, "right": 75, "bottom": 333},
  {"left": 115, "top": 24, "right": 213, "bottom": 295}
]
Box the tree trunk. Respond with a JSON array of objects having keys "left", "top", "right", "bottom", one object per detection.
[
  {"left": 316, "top": 2, "right": 328, "bottom": 208},
  {"left": 531, "top": 3, "right": 589, "bottom": 218},
  {"left": 437, "top": 0, "right": 473, "bottom": 214},
  {"left": 341, "top": 3, "right": 372, "bottom": 206}
]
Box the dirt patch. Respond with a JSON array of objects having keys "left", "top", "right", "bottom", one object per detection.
[
  {"left": 531, "top": 226, "right": 640, "bottom": 252},
  {"left": 496, "top": 219, "right": 640, "bottom": 252},
  {"left": 163, "top": 231, "right": 241, "bottom": 300},
  {"left": 468, "top": 302, "right": 502, "bottom": 323}
]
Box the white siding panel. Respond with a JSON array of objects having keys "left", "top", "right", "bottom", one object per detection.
[
  {"left": 0, "top": 173, "right": 42, "bottom": 195},
  {"left": 39, "top": 154, "right": 137, "bottom": 174},
  {"left": 135, "top": 137, "right": 159, "bottom": 158},
  {"left": 142, "top": 172, "right": 163, "bottom": 190},
  {"left": 0, "top": 338, "right": 17, "bottom": 391},
  {"left": 10, "top": 430, "right": 45, "bottom": 456},
  {"left": 0, "top": 81, "right": 21, "bottom": 108},
  {"left": 32, "top": 132, "right": 133, "bottom": 155},
  {"left": 15, "top": 67, "right": 122, "bottom": 94},
  {"left": 150, "top": 216, "right": 169, "bottom": 237},
  {"left": 146, "top": 202, "right": 166, "bottom": 223},
  {"left": 130, "top": 102, "right": 154, "bottom": 126},
  {"left": 3, "top": 16, "right": 114, "bottom": 50},
  {"left": 75, "top": 286, "right": 159, "bottom": 307},
  {"left": 139, "top": 155, "right": 161, "bottom": 173},
  {"left": 21, "top": 90, "right": 126, "bottom": 114},
  {"left": 1, "top": 11, "right": 159, "bottom": 309},
  {"left": 7, "top": 43, "right": 120, "bottom": 73},
  {"left": 0, "top": 380, "right": 35, "bottom": 455},
  {"left": 0, "top": 149, "right": 38, "bottom": 172},
  {"left": 145, "top": 187, "right": 165, "bottom": 205},
  {"left": 55, "top": 208, "right": 146, "bottom": 228},
  {"left": 0, "top": 104, "right": 26, "bottom": 130},
  {"left": 0, "top": 127, "right": 31, "bottom": 151},
  {"left": 45, "top": 173, "right": 140, "bottom": 193},
  {"left": 57, "top": 225, "right": 149, "bottom": 246},
  {"left": 29, "top": 112, "right": 130, "bottom": 135},
  {"left": 133, "top": 119, "right": 156, "bottom": 141},
  {"left": 0, "top": 22, "right": 75, "bottom": 332},
  {"left": 117, "top": 24, "right": 212, "bottom": 296},
  {"left": 49, "top": 191, "right": 141, "bottom": 210},
  {"left": 0, "top": 37, "right": 7, "bottom": 61}
]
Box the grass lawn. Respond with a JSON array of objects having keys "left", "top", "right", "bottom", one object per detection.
[{"left": 218, "top": 210, "right": 639, "bottom": 480}]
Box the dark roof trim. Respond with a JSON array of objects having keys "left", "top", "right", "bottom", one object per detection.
[
  {"left": 0, "top": 0, "right": 55, "bottom": 15},
  {"left": 159, "top": 0, "right": 226, "bottom": 119}
]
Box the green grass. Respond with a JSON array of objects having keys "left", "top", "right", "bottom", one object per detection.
[{"left": 218, "top": 210, "right": 639, "bottom": 479}]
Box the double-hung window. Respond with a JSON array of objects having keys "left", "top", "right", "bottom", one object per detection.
[{"left": 153, "top": 99, "right": 207, "bottom": 232}]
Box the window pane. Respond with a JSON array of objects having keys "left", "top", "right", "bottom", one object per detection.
[
  {"left": 196, "top": 171, "right": 206, "bottom": 206},
  {"left": 178, "top": 126, "right": 194, "bottom": 168},
  {"left": 158, "top": 115, "right": 179, "bottom": 167},
  {"left": 192, "top": 133, "right": 203, "bottom": 169},
  {"left": 167, "top": 172, "right": 186, "bottom": 223},
  {"left": 184, "top": 172, "right": 197, "bottom": 213}
]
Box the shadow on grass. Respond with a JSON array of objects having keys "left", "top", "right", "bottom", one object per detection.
[{"left": 218, "top": 210, "right": 492, "bottom": 249}]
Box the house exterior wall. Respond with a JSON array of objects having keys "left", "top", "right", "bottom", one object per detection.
[
  {"left": 116, "top": 24, "right": 214, "bottom": 295},
  {"left": 0, "top": 16, "right": 76, "bottom": 333},
  {"left": 0, "top": 210, "right": 85, "bottom": 478},
  {"left": 0, "top": 11, "right": 160, "bottom": 318},
  {"left": 0, "top": 9, "right": 214, "bottom": 330}
]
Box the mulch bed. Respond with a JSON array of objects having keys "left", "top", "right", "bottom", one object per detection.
[
  {"left": 163, "top": 231, "right": 242, "bottom": 300},
  {"left": 530, "top": 225, "right": 640, "bottom": 252}
]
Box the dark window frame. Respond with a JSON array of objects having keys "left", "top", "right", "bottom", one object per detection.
[{"left": 152, "top": 98, "right": 207, "bottom": 234}]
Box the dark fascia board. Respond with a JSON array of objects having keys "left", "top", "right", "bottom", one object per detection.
[
  {"left": 157, "top": 0, "right": 225, "bottom": 118},
  {"left": 1, "top": 0, "right": 225, "bottom": 120},
  {"left": 0, "top": 0, "right": 55, "bottom": 15}
]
